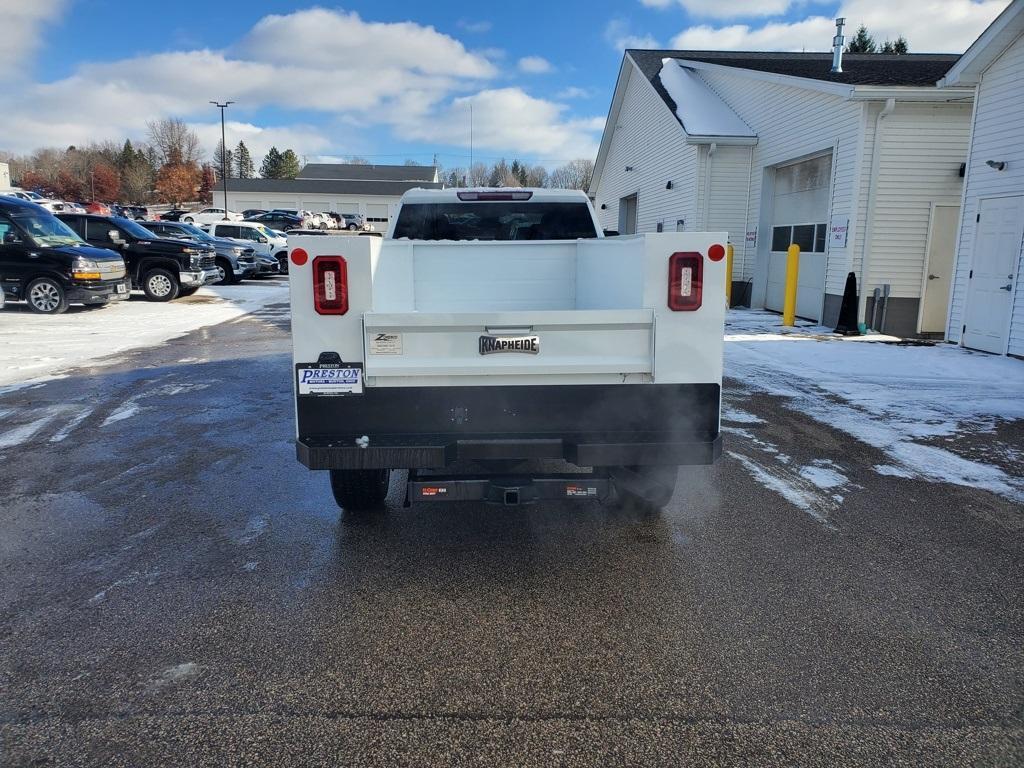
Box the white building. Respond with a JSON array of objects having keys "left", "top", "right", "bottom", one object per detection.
[
  {"left": 0, "top": 162, "right": 10, "bottom": 191},
  {"left": 590, "top": 47, "right": 975, "bottom": 337},
  {"left": 226, "top": 163, "right": 442, "bottom": 232},
  {"left": 941, "top": 0, "right": 1024, "bottom": 357}
]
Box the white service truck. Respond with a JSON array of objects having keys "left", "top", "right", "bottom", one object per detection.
[{"left": 288, "top": 188, "right": 725, "bottom": 514}]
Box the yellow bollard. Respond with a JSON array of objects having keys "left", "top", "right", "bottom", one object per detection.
[
  {"left": 782, "top": 244, "right": 800, "bottom": 327},
  {"left": 725, "top": 243, "right": 734, "bottom": 307}
]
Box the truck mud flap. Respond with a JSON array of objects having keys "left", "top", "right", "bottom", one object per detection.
[{"left": 406, "top": 471, "right": 612, "bottom": 506}]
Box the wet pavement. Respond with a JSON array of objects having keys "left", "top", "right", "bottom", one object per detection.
[{"left": 1, "top": 293, "right": 1021, "bottom": 766}]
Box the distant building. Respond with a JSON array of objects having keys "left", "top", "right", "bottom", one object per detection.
[
  {"left": 590, "top": 46, "right": 974, "bottom": 338},
  {"left": 0, "top": 162, "right": 11, "bottom": 191},
  {"left": 940, "top": 0, "right": 1024, "bottom": 357},
  {"left": 225, "top": 163, "right": 442, "bottom": 232}
]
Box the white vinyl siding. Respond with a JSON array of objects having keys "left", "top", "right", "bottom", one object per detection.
[
  {"left": 703, "top": 145, "right": 752, "bottom": 261},
  {"left": 693, "top": 68, "right": 863, "bottom": 298},
  {"left": 948, "top": 31, "right": 1024, "bottom": 355},
  {"left": 867, "top": 102, "right": 971, "bottom": 299},
  {"left": 592, "top": 65, "right": 699, "bottom": 237}
]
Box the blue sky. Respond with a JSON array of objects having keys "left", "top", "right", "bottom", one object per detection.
[{"left": 1, "top": 0, "right": 1008, "bottom": 169}]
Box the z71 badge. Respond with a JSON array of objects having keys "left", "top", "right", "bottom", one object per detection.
[{"left": 479, "top": 335, "right": 540, "bottom": 355}]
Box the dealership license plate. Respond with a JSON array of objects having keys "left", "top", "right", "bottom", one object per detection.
[
  {"left": 296, "top": 363, "right": 363, "bottom": 395},
  {"left": 116, "top": 283, "right": 128, "bottom": 294}
]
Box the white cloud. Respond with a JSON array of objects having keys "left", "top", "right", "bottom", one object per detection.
[
  {"left": 642, "top": 0, "right": 796, "bottom": 18},
  {"left": 518, "top": 56, "right": 554, "bottom": 74},
  {"left": 556, "top": 86, "right": 595, "bottom": 99},
  {"left": 669, "top": 0, "right": 1009, "bottom": 52},
  {"left": 0, "top": 7, "right": 600, "bottom": 168},
  {"left": 394, "top": 88, "right": 604, "bottom": 165},
  {"left": 457, "top": 19, "right": 493, "bottom": 33},
  {"left": 1, "top": 0, "right": 67, "bottom": 72},
  {"left": 605, "top": 19, "right": 661, "bottom": 50}
]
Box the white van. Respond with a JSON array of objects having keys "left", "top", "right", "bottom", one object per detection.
[{"left": 204, "top": 220, "right": 287, "bottom": 262}]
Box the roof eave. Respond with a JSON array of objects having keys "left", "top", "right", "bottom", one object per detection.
[
  {"left": 848, "top": 85, "right": 976, "bottom": 102},
  {"left": 684, "top": 135, "right": 758, "bottom": 146},
  {"left": 939, "top": 0, "right": 1024, "bottom": 86}
]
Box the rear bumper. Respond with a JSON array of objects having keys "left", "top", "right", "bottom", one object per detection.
[{"left": 296, "top": 383, "right": 721, "bottom": 470}]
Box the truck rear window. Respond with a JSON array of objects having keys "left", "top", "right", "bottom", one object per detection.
[{"left": 392, "top": 202, "right": 598, "bottom": 241}]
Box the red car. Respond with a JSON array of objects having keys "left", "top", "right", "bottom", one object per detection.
[{"left": 85, "top": 202, "right": 112, "bottom": 215}]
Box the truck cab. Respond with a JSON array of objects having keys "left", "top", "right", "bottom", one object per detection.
[
  {"left": 288, "top": 188, "right": 725, "bottom": 514},
  {"left": 0, "top": 196, "right": 129, "bottom": 314},
  {"left": 58, "top": 213, "right": 218, "bottom": 300}
]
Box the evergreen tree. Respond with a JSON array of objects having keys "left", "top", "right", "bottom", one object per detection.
[
  {"left": 881, "top": 36, "right": 909, "bottom": 54},
  {"left": 260, "top": 146, "right": 283, "bottom": 178},
  {"left": 278, "top": 149, "right": 301, "bottom": 179},
  {"left": 510, "top": 159, "right": 529, "bottom": 186},
  {"left": 213, "top": 139, "right": 233, "bottom": 180},
  {"left": 234, "top": 141, "right": 255, "bottom": 178},
  {"left": 118, "top": 139, "right": 135, "bottom": 171},
  {"left": 845, "top": 25, "right": 877, "bottom": 53}
]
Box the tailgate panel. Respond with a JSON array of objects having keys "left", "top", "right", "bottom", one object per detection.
[{"left": 363, "top": 309, "right": 653, "bottom": 379}]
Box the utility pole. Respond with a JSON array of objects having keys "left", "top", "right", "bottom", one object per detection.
[
  {"left": 90, "top": 170, "right": 95, "bottom": 201},
  {"left": 469, "top": 102, "right": 474, "bottom": 177},
  {"left": 210, "top": 101, "right": 234, "bottom": 213}
]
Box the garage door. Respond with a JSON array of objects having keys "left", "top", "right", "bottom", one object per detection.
[
  {"left": 235, "top": 199, "right": 262, "bottom": 211},
  {"left": 269, "top": 200, "right": 296, "bottom": 211},
  {"left": 303, "top": 202, "right": 331, "bottom": 212},
  {"left": 366, "top": 203, "right": 390, "bottom": 232},
  {"left": 765, "top": 154, "right": 831, "bottom": 321}
]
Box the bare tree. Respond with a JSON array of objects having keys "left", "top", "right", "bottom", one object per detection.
[
  {"left": 146, "top": 118, "right": 203, "bottom": 167},
  {"left": 549, "top": 158, "right": 594, "bottom": 190},
  {"left": 468, "top": 162, "right": 489, "bottom": 186}
]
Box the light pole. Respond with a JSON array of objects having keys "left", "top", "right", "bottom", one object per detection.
[{"left": 210, "top": 101, "right": 234, "bottom": 213}]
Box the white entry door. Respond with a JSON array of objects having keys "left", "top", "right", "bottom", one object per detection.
[
  {"left": 962, "top": 196, "right": 1024, "bottom": 354},
  {"left": 919, "top": 204, "right": 959, "bottom": 334}
]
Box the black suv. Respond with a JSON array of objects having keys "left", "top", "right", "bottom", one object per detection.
[
  {"left": 58, "top": 213, "right": 218, "bottom": 301},
  {"left": 0, "top": 196, "right": 129, "bottom": 314}
]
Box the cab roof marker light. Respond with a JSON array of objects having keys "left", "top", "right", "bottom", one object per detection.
[{"left": 457, "top": 191, "right": 533, "bottom": 202}]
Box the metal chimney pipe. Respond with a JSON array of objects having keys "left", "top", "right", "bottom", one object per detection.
[{"left": 831, "top": 17, "right": 846, "bottom": 73}]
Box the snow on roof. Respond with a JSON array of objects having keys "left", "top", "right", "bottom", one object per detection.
[{"left": 656, "top": 59, "right": 756, "bottom": 140}]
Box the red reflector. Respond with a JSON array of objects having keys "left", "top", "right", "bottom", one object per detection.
[
  {"left": 457, "top": 190, "right": 533, "bottom": 201},
  {"left": 312, "top": 256, "right": 348, "bottom": 315},
  {"left": 708, "top": 243, "right": 726, "bottom": 262},
  {"left": 668, "top": 252, "right": 703, "bottom": 311},
  {"left": 291, "top": 247, "right": 308, "bottom": 266}
]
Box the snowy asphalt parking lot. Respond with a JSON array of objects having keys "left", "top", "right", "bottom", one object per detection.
[{"left": 1, "top": 291, "right": 1022, "bottom": 765}]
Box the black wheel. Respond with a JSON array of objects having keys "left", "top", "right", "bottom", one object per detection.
[
  {"left": 330, "top": 469, "right": 391, "bottom": 514},
  {"left": 26, "top": 277, "right": 69, "bottom": 314},
  {"left": 182, "top": 216, "right": 195, "bottom": 224},
  {"left": 142, "top": 268, "right": 180, "bottom": 302},
  {"left": 215, "top": 258, "right": 234, "bottom": 285},
  {"left": 347, "top": 223, "right": 358, "bottom": 231},
  {"left": 275, "top": 252, "right": 289, "bottom": 275},
  {"left": 178, "top": 286, "right": 200, "bottom": 297},
  {"left": 612, "top": 466, "right": 678, "bottom": 513}
]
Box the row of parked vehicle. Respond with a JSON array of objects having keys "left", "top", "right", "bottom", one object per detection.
[
  {"left": 159, "top": 206, "right": 372, "bottom": 232},
  {"left": 0, "top": 195, "right": 289, "bottom": 315},
  {"left": 5, "top": 190, "right": 150, "bottom": 220}
]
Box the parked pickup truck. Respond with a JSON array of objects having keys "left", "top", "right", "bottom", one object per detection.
[
  {"left": 288, "top": 188, "right": 726, "bottom": 514},
  {"left": 58, "top": 213, "right": 218, "bottom": 300}
]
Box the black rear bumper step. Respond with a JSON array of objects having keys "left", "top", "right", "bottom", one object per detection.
[
  {"left": 406, "top": 471, "right": 612, "bottom": 505},
  {"left": 296, "top": 433, "right": 721, "bottom": 470}
]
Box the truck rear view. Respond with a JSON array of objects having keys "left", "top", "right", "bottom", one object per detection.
[{"left": 288, "top": 189, "right": 725, "bottom": 514}]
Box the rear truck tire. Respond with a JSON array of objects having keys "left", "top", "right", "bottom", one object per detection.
[
  {"left": 178, "top": 286, "right": 200, "bottom": 297},
  {"left": 611, "top": 465, "right": 679, "bottom": 513},
  {"left": 26, "top": 277, "right": 69, "bottom": 314},
  {"left": 330, "top": 468, "right": 391, "bottom": 513},
  {"left": 215, "top": 258, "right": 234, "bottom": 285},
  {"left": 142, "top": 268, "right": 180, "bottom": 302}
]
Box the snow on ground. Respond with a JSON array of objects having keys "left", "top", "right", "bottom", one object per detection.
[
  {"left": 0, "top": 281, "right": 289, "bottom": 391},
  {"left": 726, "top": 308, "right": 1024, "bottom": 503}
]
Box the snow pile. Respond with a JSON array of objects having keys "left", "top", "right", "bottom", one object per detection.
[
  {"left": 657, "top": 59, "right": 756, "bottom": 139},
  {"left": 726, "top": 308, "right": 1024, "bottom": 502},
  {"left": 0, "top": 281, "right": 289, "bottom": 390}
]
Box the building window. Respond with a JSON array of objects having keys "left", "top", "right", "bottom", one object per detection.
[{"left": 771, "top": 223, "right": 828, "bottom": 253}]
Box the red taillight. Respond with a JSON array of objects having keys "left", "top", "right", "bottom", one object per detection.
[
  {"left": 668, "top": 252, "right": 703, "bottom": 311},
  {"left": 312, "top": 255, "right": 348, "bottom": 315}
]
